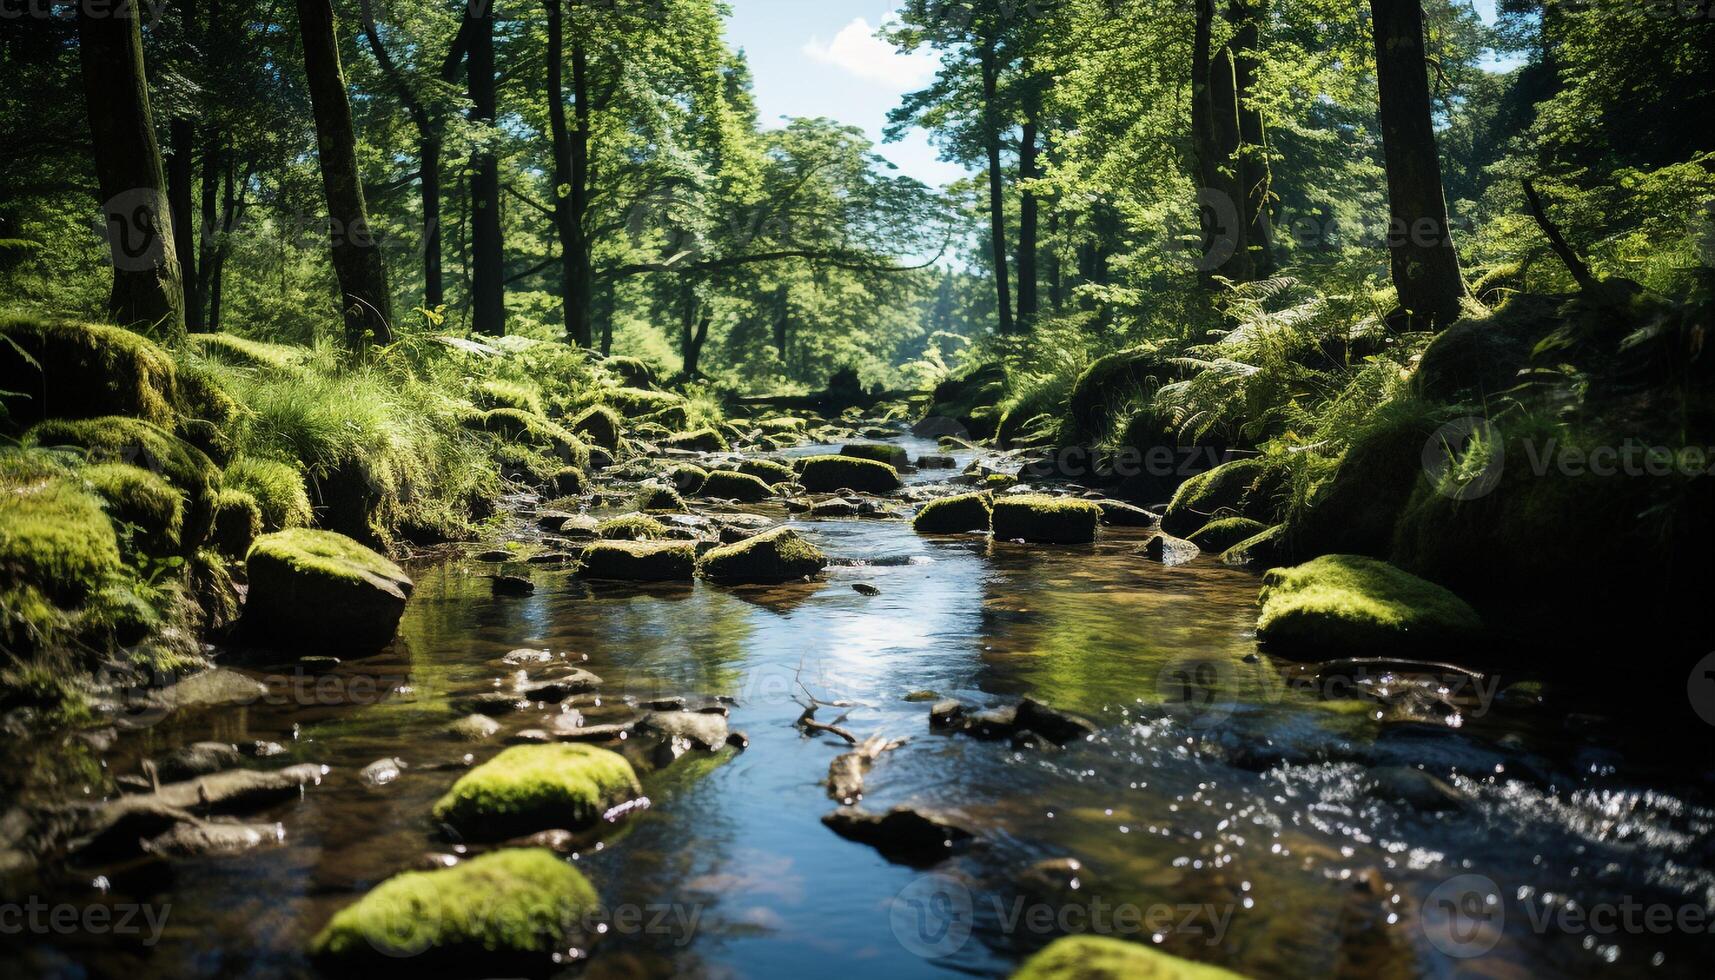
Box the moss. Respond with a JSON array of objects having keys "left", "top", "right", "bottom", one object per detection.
[
  {"left": 431, "top": 743, "right": 640, "bottom": 839},
  {"left": 482, "top": 409, "right": 589, "bottom": 466},
  {"left": 981, "top": 472, "right": 1018, "bottom": 491},
  {"left": 79, "top": 463, "right": 183, "bottom": 552},
  {"left": 796, "top": 455, "right": 901, "bottom": 494},
  {"left": 666, "top": 462, "right": 708, "bottom": 494},
  {"left": 1013, "top": 936, "right": 1247, "bottom": 980},
  {"left": 736, "top": 458, "right": 794, "bottom": 484},
  {"left": 840, "top": 443, "right": 910, "bottom": 469},
  {"left": 211, "top": 489, "right": 263, "bottom": 558},
  {"left": 921, "top": 361, "right": 1006, "bottom": 439},
  {"left": 636, "top": 485, "right": 687, "bottom": 514},
  {"left": 244, "top": 529, "right": 414, "bottom": 651},
  {"left": 26, "top": 417, "right": 219, "bottom": 552},
  {"left": 664, "top": 427, "right": 729, "bottom": 453},
  {"left": 1412, "top": 294, "right": 1561, "bottom": 403},
  {"left": 187, "top": 333, "right": 308, "bottom": 373},
  {"left": 1161, "top": 457, "right": 1285, "bottom": 538},
  {"left": 1220, "top": 524, "right": 1289, "bottom": 570},
  {"left": 697, "top": 469, "right": 772, "bottom": 502},
  {"left": 0, "top": 316, "right": 181, "bottom": 429},
  {"left": 757, "top": 416, "right": 806, "bottom": 434},
  {"left": 494, "top": 444, "right": 560, "bottom": 488},
  {"left": 913, "top": 492, "right": 993, "bottom": 534},
  {"left": 698, "top": 527, "right": 826, "bottom": 583},
  {"left": 173, "top": 362, "right": 240, "bottom": 463},
  {"left": 595, "top": 386, "right": 684, "bottom": 417},
  {"left": 1256, "top": 554, "right": 1483, "bottom": 658},
  {"left": 1288, "top": 400, "right": 1441, "bottom": 560},
  {"left": 221, "top": 456, "right": 313, "bottom": 532},
  {"left": 310, "top": 848, "right": 598, "bottom": 972},
  {"left": 0, "top": 475, "right": 122, "bottom": 606},
  {"left": 473, "top": 379, "right": 544, "bottom": 416},
  {"left": 597, "top": 514, "right": 669, "bottom": 540},
  {"left": 578, "top": 540, "right": 696, "bottom": 581},
  {"left": 991, "top": 495, "right": 1100, "bottom": 544},
  {"left": 550, "top": 466, "right": 585, "bottom": 497},
  {"left": 1189, "top": 516, "right": 1269, "bottom": 553},
  {"left": 601, "top": 355, "right": 656, "bottom": 388},
  {"left": 568, "top": 405, "right": 623, "bottom": 451}
]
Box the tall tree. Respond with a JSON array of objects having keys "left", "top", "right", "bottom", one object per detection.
[
  {"left": 1370, "top": 0, "right": 1465, "bottom": 326},
  {"left": 1192, "top": 0, "right": 1253, "bottom": 282},
  {"left": 1015, "top": 66, "right": 1044, "bottom": 328},
  {"left": 296, "top": 0, "right": 394, "bottom": 347},
  {"left": 546, "top": 0, "right": 594, "bottom": 347},
  {"left": 468, "top": 0, "right": 506, "bottom": 334},
  {"left": 1229, "top": 0, "right": 1274, "bottom": 275},
  {"left": 77, "top": 3, "right": 184, "bottom": 334}
]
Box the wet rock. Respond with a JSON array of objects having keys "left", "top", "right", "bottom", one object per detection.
[
  {"left": 821, "top": 806, "right": 973, "bottom": 865},
  {"left": 1011, "top": 731, "right": 1058, "bottom": 751},
  {"left": 455, "top": 692, "right": 527, "bottom": 716},
  {"left": 929, "top": 699, "right": 966, "bottom": 729},
  {"left": 912, "top": 491, "right": 993, "bottom": 534},
  {"left": 1257, "top": 555, "right": 1484, "bottom": 659},
  {"left": 555, "top": 723, "right": 635, "bottom": 742},
  {"left": 797, "top": 455, "right": 902, "bottom": 494},
  {"left": 635, "top": 710, "right": 729, "bottom": 751},
  {"left": 472, "top": 549, "right": 515, "bottom": 563},
  {"left": 841, "top": 443, "right": 911, "bottom": 469},
  {"left": 579, "top": 540, "right": 696, "bottom": 581},
  {"left": 245, "top": 529, "right": 413, "bottom": 651},
  {"left": 146, "top": 669, "right": 266, "bottom": 714},
  {"left": 152, "top": 741, "right": 244, "bottom": 781},
  {"left": 491, "top": 574, "right": 535, "bottom": 596},
  {"left": 1015, "top": 698, "right": 1100, "bottom": 744},
  {"left": 554, "top": 514, "right": 602, "bottom": 539},
  {"left": 417, "top": 852, "right": 462, "bottom": 870},
  {"left": 809, "top": 499, "right": 861, "bottom": 518},
  {"left": 1141, "top": 532, "right": 1200, "bottom": 566},
  {"left": 903, "top": 690, "right": 940, "bottom": 702},
  {"left": 146, "top": 764, "right": 329, "bottom": 813},
  {"left": 536, "top": 510, "right": 578, "bottom": 531},
  {"left": 448, "top": 714, "right": 501, "bottom": 741},
  {"left": 501, "top": 648, "right": 555, "bottom": 666},
  {"left": 525, "top": 551, "right": 578, "bottom": 567},
  {"left": 697, "top": 527, "right": 826, "bottom": 583},
  {"left": 518, "top": 669, "right": 603, "bottom": 701},
  {"left": 916, "top": 454, "right": 957, "bottom": 469},
  {"left": 1095, "top": 499, "right": 1159, "bottom": 527},
  {"left": 544, "top": 711, "right": 587, "bottom": 736},
  {"left": 736, "top": 458, "right": 795, "bottom": 484},
  {"left": 507, "top": 729, "right": 553, "bottom": 745},
  {"left": 1220, "top": 524, "right": 1288, "bottom": 570},
  {"left": 696, "top": 469, "right": 774, "bottom": 502},
  {"left": 431, "top": 744, "right": 641, "bottom": 840},
  {"left": 1018, "top": 857, "right": 1088, "bottom": 897},
  {"left": 852, "top": 583, "right": 880, "bottom": 596},
  {"left": 505, "top": 828, "right": 581, "bottom": 853},
  {"left": 360, "top": 758, "right": 406, "bottom": 786},
  {"left": 967, "top": 705, "right": 1019, "bottom": 739},
  {"left": 141, "top": 819, "right": 286, "bottom": 858},
  {"left": 991, "top": 495, "right": 1100, "bottom": 544},
  {"left": 1368, "top": 766, "right": 1464, "bottom": 812}
]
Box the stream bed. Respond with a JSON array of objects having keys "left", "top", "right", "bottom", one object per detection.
[{"left": 4, "top": 433, "right": 1713, "bottom": 979}]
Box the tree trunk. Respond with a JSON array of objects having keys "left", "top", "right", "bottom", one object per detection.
[
  {"left": 1229, "top": 0, "right": 1274, "bottom": 275},
  {"left": 773, "top": 283, "right": 789, "bottom": 359},
  {"left": 77, "top": 5, "right": 184, "bottom": 334},
  {"left": 167, "top": 117, "right": 201, "bottom": 331},
  {"left": 598, "top": 280, "right": 615, "bottom": 355},
  {"left": 193, "top": 137, "right": 221, "bottom": 331},
  {"left": 1016, "top": 113, "right": 1040, "bottom": 329},
  {"left": 1371, "top": 0, "right": 1466, "bottom": 327},
  {"left": 296, "top": 0, "right": 394, "bottom": 347},
  {"left": 979, "top": 41, "right": 1014, "bottom": 335},
  {"left": 546, "top": 0, "right": 593, "bottom": 347},
  {"left": 1191, "top": 0, "right": 1252, "bottom": 284},
  {"left": 208, "top": 156, "right": 238, "bottom": 331},
  {"left": 1047, "top": 209, "right": 1064, "bottom": 312},
  {"left": 422, "top": 133, "right": 444, "bottom": 307},
  {"left": 468, "top": 0, "right": 505, "bottom": 335}
]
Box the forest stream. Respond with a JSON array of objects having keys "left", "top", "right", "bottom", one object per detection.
[{"left": 2, "top": 430, "right": 1711, "bottom": 980}]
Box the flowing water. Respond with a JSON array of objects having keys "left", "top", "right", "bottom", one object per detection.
[{"left": 4, "top": 433, "right": 1713, "bottom": 979}]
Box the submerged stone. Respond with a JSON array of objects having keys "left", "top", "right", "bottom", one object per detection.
[
  {"left": 698, "top": 527, "right": 826, "bottom": 583},
  {"left": 991, "top": 495, "right": 1100, "bottom": 544},
  {"left": 1256, "top": 554, "right": 1483, "bottom": 659},
  {"left": 431, "top": 744, "right": 641, "bottom": 840},
  {"left": 243, "top": 529, "right": 413, "bottom": 652},
  {"left": 821, "top": 805, "right": 973, "bottom": 865}
]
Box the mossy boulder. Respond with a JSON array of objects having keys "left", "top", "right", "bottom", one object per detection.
[
  {"left": 1288, "top": 402, "right": 1441, "bottom": 560},
  {"left": 1013, "top": 936, "right": 1247, "bottom": 980},
  {"left": 309, "top": 848, "right": 598, "bottom": 974},
  {"left": 569, "top": 405, "right": 623, "bottom": 451},
  {"left": 596, "top": 514, "right": 669, "bottom": 541},
  {"left": 667, "top": 462, "right": 708, "bottom": 494},
  {"left": 244, "top": 529, "right": 414, "bottom": 652},
  {"left": 221, "top": 456, "right": 312, "bottom": 532},
  {"left": 473, "top": 379, "right": 544, "bottom": 416},
  {"left": 991, "top": 495, "right": 1100, "bottom": 544},
  {"left": 840, "top": 443, "right": 910, "bottom": 469},
  {"left": 736, "top": 458, "right": 795, "bottom": 484},
  {"left": 912, "top": 492, "right": 993, "bottom": 534},
  {"left": 796, "top": 455, "right": 901, "bottom": 494},
  {"left": 1064, "top": 345, "right": 1170, "bottom": 443},
  {"left": 916, "top": 361, "right": 1005, "bottom": 439},
  {"left": 635, "top": 485, "right": 687, "bottom": 514},
  {"left": 1220, "top": 524, "right": 1289, "bottom": 570},
  {"left": 549, "top": 466, "right": 585, "bottom": 497},
  {"left": 80, "top": 463, "right": 183, "bottom": 552},
  {"left": 595, "top": 386, "right": 682, "bottom": 416},
  {"left": 0, "top": 316, "right": 180, "bottom": 429},
  {"left": 698, "top": 527, "right": 826, "bottom": 583},
  {"left": 663, "top": 427, "right": 728, "bottom": 453},
  {"left": 601, "top": 355, "right": 657, "bottom": 388},
  {"left": 0, "top": 475, "right": 122, "bottom": 608},
  {"left": 1189, "top": 516, "right": 1268, "bottom": 553},
  {"left": 482, "top": 409, "right": 589, "bottom": 467},
  {"left": 697, "top": 469, "right": 772, "bottom": 502},
  {"left": 1256, "top": 554, "right": 1483, "bottom": 659},
  {"left": 578, "top": 540, "right": 695, "bottom": 581},
  {"left": 1161, "top": 457, "right": 1285, "bottom": 538},
  {"left": 27, "top": 417, "right": 219, "bottom": 552},
  {"left": 210, "top": 489, "right": 263, "bottom": 558},
  {"left": 757, "top": 416, "right": 806, "bottom": 434},
  {"left": 431, "top": 743, "right": 641, "bottom": 840},
  {"left": 1412, "top": 294, "right": 1562, "bottom": 403}
]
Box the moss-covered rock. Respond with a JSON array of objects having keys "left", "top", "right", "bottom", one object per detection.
[
  {"left": 912, "top": 492, "right": 993, "bottom": 534},
  {"left": 431, "top": 743, "right": 641, "bottom": 840},
  {"left": 697, "top": 469, "right": 772, "bottom": 502},
  {"left": 796, "top": 455, "right": 901, "bottom": 494},
  {"left": 981, "top": 472, "right": 1018, "bottom": 491},
  {"left": 736, "top": 458, "right": 795, "bottom": 484},
  {"left": 482, "top": 409, "right": 589, "bottom": 467},
  {"left": 596, "top": 514, "right": 669, "bottom": 541},
  {"left": 594, "top": 386, "right": 683, "bottom": 417},
  {"left": 1064, "top": 345, "right": 1170, "bottom": 443},
  {"left": 840, "top": 443, "right": 910, "bottom": 469},
  {"left": 991, "top": 495, "right": 1100, "bottom": 544},
  {"left": 221, "top": 456, "right": 313, "bottom": 532},
  {"left": 1413, "top": 294, "right": 1562, "bottom": 403},
  {"left": 473, "top": 379, "right": 544, "bottom": 416},
  {"left": 1257, "top": 554, "right": 1483, "bottom": 659},
  {"left": 1220, "top": 524, "right": 1289, "bottom": 570},
  {"left": 550, "top": 466, "right": 586, "bottom": 497},
  {"left": 667, "top": 462, "right": 708, "bottom": 494},
  {"left": 635, "top": 485, "right": 687, "bottom": 514},
  {"left": 698, "top": 527, "right": 826, "bottom": 583},
  {"left": 578, "top": 540, "right": 695, "bottom": 581},
  {"left": 757, "top": 416, "right": 806, "bottom": 434},
  {"left": 0, "top": 316, "right": 181, "bottom": 429},
  {"left": 210, "top": 489, "right": 263, "bottom": 558},
  {"left": 244, "top": 529, "right": 414, "bottom": 651},
  {"left": 80, "top": 463, "right": 183, "bottom": 552},
  {"left": 1288, "top": 401, "right": 1441, "bottom": 560},
  {"left": 495, "top": 444, "right": 560, "bottom": 488},
  {"left": 187, "top": 333, "right": 308, "bottom": 373},
  {"left": 601, "top": 355, "right": 657, "bottom": 389},
  {"left": 1161, "top": 457, "right": 1284, "bottom": 538},
  {"left": 1189, "top": 516, "right": 1268, "bottom": 553},
  {"left": 917, "top": 361, "right": 1005, "bottom": 440},
  {"left": 0, "top": 475, "right": 122, "bottom": 606},
  {"left": 1012, "top": 936, "right": 1247, "bottom": 980},
  {"left": 663, "top": 427, "right": 728, "bottom": 453},
  {"left": 27, "top": 417, "right": 219, "bottom": 552},
  {"left": 569, "top": 405, "right": 623, "bottom": 451},
  {"left": 309, "top": 848, "right": 598, "bottom": 973}
]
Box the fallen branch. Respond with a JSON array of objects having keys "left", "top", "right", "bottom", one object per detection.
[{"left": 827, "top": 734, "right": 908, "bottom": 802}]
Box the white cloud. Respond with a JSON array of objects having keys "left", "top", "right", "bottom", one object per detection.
[{"left": 802, "top": 17, "right": 937, "bottom": 91}]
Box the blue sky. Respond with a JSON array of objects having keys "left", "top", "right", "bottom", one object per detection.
[{"left": 722, "top": 1, "right": 1521, "bottom": 189}]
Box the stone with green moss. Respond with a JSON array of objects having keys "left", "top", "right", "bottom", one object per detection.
[
  {"left": 913, "top": 492, "right": 993, "bottom": 534},
  {"left": 636, "top": 485, "right": 687, "bottom": 514},
  {"left": 221, "top": 456, "right": 312, "bottom": 532},
  {"left": 1256, "top": 554, "right": 1483, "bottom": 658},
  {"left": 1288, "top": 401, "right": 1441, "bottom": 560},
  {"left": 1220, "top": 524, "right": 1289, "bottom": 570},
  {"left": 596, "top": 514, "right": 669, "bottom": 540},
  {"left": 482, "top": 409, "right": 589, "bottom": 468},
  {"left": 474, "top": 379, "right": 543, "bottom": 416},
  {"left": 736, "top": 458, "right": 795, "bottom": 484},
  {"left": 0, "top": 316, "right": 181, "bottom": 428},
  {"left": 1189, "top": 516, "right": 1269, "bottom": 553},
  {"left": 0, "top": 475, "right": 122, "bottom": 606},
  {"left": 80, "top": 463, "right": 183, "bottom": 552},
  {"left": 697, "top": 469, "right": 772, "bottom": 502},
  {"left": 991, "top": 495, "right": 1100, "bottom": 544},
  {"left": 495, "top": 444, "right": 560, "bottom": 488},
  {"left": 569, "top": 405, "right": 623, "bottom": 450},
  {"left": 1012, "top": 936, "right": 1248, "bottom": 980},
  {"left": 796, "top": 455, "right": 901, "bottom": 494},
  {"left": 211, "top": 489, "right": 263, "bottom": 558},
  {"left": 579, "top": 540, "right": 695, "bottom": 581},
  {"left": 757, "top": 416, "right": 806, "bottom": 434},
  {"left": 27, "top": 417, "right": 219, "bottom": 551},
  {"left": 309, "top": 848, "right": 598, "bottom": 974},
  {"left": 1162, "top": 457, "right": 1284, "bottom": 538},
  {"left": 981, "top": 472, "right": 1018, "bottom": 491},
  {"left": 244, "top": 529, "right": 414, "bottom": 651},
  {"left": 550, "top": 466, "right": 585, "bottom": 497},
  {"left": 840, "top": 443, "right": 910, "bottom": 469},
  {"left": 698, "top": 527, "right": 825, "bottom": 583},
  {"left": 432, "top": 743, "right": 641, "bottom": 839},
  {"left": 664, "top": 427, "right": 728, "bottom": 453}
]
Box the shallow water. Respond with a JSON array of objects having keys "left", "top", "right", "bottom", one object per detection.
[{"left": 5, "top": 434, "right": 1713, "bottom": 978}]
